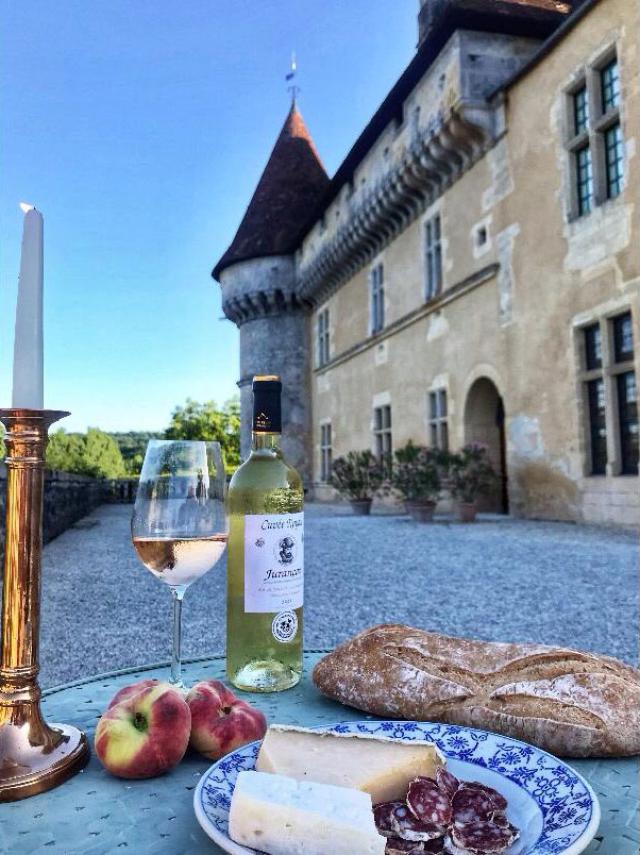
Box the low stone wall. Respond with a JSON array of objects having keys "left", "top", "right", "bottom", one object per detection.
[
  {"left": 104, "top": 478, "right": 138, "bottom": 504},
  {"left": 0, "top": 465, "right": 109, "bottom": 561},
  {"left": 43, "top": 469, "right": 107, "bottom": 542}
]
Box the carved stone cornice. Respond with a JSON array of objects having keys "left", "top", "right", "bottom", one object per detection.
[
  {"left": 297, "top": 102, "right": 496, "bottom": 304},
  {"left": 222, "top": 287, "right": 312, "bottom": 326}
]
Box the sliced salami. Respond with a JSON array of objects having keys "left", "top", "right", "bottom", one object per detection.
[
  {"left": 451, "top": 787, "right": 495, "bottom": 825},
  {"left": 462, "top": 782, "right": 508, "bottom": 812},
  {"left": 423, "top": 840, "right": 446, "bottom": 854},
  {"left": 375, "top": 802, "right": 444, "bottom": 842},
  {"left": 385, "top": 841, "right": 425, "bottom": 855},
  {"left": 448, "top": 819, "right": 519, "bottom": 854},
  {"left": 435, "top": 768, "right": 460, "bottom": 799},
  {"left": 407, "top": 778, "right": 452, "bottom": 826},
  {"left": 385, "top": 841, "right": 445, "bottom": 855},
  {"left": 390, "top": 805, "right": 445, "bottom": 842},
  {"left": 375, "top": 802, "right": 410, "bottom": 838}
]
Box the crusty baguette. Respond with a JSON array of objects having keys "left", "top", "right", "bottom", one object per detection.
[{"left": 312, "top": 624, "right": 640, "bottom": 757}]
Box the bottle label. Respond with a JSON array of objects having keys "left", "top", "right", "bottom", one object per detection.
[
  {"left": 244, "top": 512, "right": 304, "bottom": 614},
  {"left": 272, "top": 611, "right": 298, "bottom": 643}
]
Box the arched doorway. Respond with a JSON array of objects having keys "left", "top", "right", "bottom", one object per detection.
[{"left": 464, "top": 378, "right": 509, "bottom": 514}]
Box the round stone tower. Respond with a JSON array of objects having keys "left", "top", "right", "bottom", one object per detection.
[{"left": 212, "top": 105, "right": 329, "bottom": 480}]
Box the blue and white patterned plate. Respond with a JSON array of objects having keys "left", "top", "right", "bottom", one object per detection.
[{"left": 193, "top": 720, "right": 600, "bottom": 855}]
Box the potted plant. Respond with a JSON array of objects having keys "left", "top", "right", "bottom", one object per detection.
[
  {"left": 391, "top": 442, "right": 445, "bottom": 522},
  {"left": 330, "top": 450, "right": 384, "bottom": 515},
  {"left": 448, "top": 443, "right": 498, "bottom": 522}
]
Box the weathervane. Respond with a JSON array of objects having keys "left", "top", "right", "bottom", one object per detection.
[{"left": 286, "top": 51, "right": 300, "bottom": 104}]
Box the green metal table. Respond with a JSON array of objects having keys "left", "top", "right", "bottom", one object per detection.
[{"left": 1, "top": 653, "right": 638, "bottom": 854}]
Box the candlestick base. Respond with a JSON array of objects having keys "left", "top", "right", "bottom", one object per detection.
[
  {"left": 0, "top": 719, "right": 89, "bottom": 802},
  {"left": 0, "top": 408, "right": 90, "bottom": 801}
]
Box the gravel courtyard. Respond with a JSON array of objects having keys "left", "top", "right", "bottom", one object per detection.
[{"left": 38, "top": 503, "right": 638, "bottom": 688}]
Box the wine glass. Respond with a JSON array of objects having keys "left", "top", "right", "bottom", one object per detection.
[{"left": 131, "top": 440, "right": 227, "bottom": 688}]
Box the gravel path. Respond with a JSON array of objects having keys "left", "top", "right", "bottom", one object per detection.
[{"left": 38, "top": 503, "right": 638, "bottom": 688}]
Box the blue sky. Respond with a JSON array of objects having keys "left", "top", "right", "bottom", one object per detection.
[{"left": 1, "top": 1, "right": 416, "bottom": 431}]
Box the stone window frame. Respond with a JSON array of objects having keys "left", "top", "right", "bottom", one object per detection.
[
  {"left": 565, "top": 45, "right": 624, "bottom": 221},
  {"left": 428, "top": 388, "right": 449, "bottom": 451},
  {"left": 319, "top": 421, "right": 332, "bottom": 483},
  {"left": 424, "top": 214, "right": 443, "bottom": 301},
  {"left": 369, "top": 263, "right": 385, "bottom": 335},
  {"left": 576, "top": 307, "right": 638, "bottom": 478},
  {"left": 316, "top": 307, "right": 330, "bottom": 368},
  {"left": 373, "top": 404, "right": 392, "bottom": 473}
]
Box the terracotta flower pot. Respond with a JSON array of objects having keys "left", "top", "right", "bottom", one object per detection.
[
  {"left": 350, "top": 498, "right": 372, "bottom": 516},
  {"left": 405, "top": 499, "right": 437, "bottom": 523},
  {"left": 457, "top": 501, "right": 477, "bottom": 523}
]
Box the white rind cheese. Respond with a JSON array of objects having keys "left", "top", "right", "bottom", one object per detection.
[
  {"left": 256, "top": 725, "right": 444, "bottom": 804},
  {"left": 228, "top": 770, "right": 386, "bottom": 855}
]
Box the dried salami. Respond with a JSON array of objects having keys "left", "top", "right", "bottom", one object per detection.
[
  {"left": 435, "top": 768, "right": 460, "bottom": 799},
  {"left": 448, "top": 819, "right": 519, "bottom": 854},
  {"left": 391, "top": 805, "right": 444, "bottom": 842},
  {"left": 451, "top": 787, "right": 495, "bottom": 825},
  {"left": 407, "top": 778, "right": 453, "bottom": 826},
  {"left": 385, "top": 840, "right": 424, "bottom": 855},
  {"left": 385, "top": 841, "right": 445, "bottom": 855},
  {"left": 376, "top": 802, "right": 444, "bottom": 842},
  {"left": 375, "top": 802, "right": 410, "bottom": 838},
  {"left": 378, "top": 769, "right": 518, "bottom": 855},
  {"left": 461, "top": 782, "right": 508, "bottom": 813},
  {"left": 423, "top": 840, "right": 446, "bottom": 854}
]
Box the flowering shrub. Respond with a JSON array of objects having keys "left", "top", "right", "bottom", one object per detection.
[
  {"left": 448, "top": 443, "right": 498, "bottom": 503},
  {"left": 391, "top": 441, "right": 447, "bottom": 502},
  {"left": 330, "top": 450, "right": 385, "bottom": 500}
]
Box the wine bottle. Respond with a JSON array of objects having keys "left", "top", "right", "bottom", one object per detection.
[{"left": 226, "top": 375, "right": 304, "bottom": 692}]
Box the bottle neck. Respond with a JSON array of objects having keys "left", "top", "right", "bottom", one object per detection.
[{"left": 251, "top": 432, "right": 281, "bottom": 453}]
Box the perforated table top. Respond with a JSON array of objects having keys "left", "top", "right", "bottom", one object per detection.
[{"left": 1, "top": 653, "right": 637, "bottom": 854}]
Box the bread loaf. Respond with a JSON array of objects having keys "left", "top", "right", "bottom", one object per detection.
[{"left": 312, "top": 624, "right": 640, "bottom": 757}]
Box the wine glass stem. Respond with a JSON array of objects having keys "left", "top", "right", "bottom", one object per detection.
[{"left": 171, "top": 586, "right": 186, "bottom": 687}]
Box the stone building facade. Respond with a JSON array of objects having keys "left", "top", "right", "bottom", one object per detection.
[{"left": 214, "top": 0, "right": 639, "bottom": 526}]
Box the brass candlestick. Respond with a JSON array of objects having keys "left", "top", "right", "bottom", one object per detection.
[{"left": 0, "top": 409, "right": 89, "bottom": 802}]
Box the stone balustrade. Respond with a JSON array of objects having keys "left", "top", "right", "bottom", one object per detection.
[{"left": 0, "top": 467, "right": 139, "bottom": 567}]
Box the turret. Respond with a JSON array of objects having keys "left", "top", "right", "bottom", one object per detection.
[{"left": 213, "top": 105, "right": 329, "bottom": 479}]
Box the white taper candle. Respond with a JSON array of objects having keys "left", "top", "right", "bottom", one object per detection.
[{"left": 12, "top": 204, "right": 44, "bottom": 409}]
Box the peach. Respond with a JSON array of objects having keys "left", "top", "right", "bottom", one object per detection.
[
  {"left": 107, "top": 678, "right": 159, "bottom": 710},
  {"left": 187, "top": 679, "right": 267, "bottom": 761},
  {"left": 95, "top": 681, "right": 191, "bottom": 779}
]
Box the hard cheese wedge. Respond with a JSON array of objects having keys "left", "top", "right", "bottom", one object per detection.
[
  {"left": 256, "top": 725, "right": 444, "bottom": 804},
  {"left": 229, "top": 770, "right": 386, "bottom": 855}
]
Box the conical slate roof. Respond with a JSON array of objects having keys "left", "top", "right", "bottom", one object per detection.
[{"left": 213, "top": 105, "right": 329, "bottom": 280}]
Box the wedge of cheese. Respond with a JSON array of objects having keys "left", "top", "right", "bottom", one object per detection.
[
  {"left": 256, "top": 725, "right": 444, "bottom": 804},
  {"left": 228, "top": 770, "right": 386, "bottom": 855}
]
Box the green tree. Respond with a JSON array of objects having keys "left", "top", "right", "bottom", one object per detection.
[
  {"left": 46, "top": 431, "right": 86, "bottom": 473},
  {"left": 165, "top": 397, "right": 241, "bottom": 471},
  {"left": 108, "top": 431, "right": 164, "bottom": 475},
  {"left": 46, "top": 428, "right": 126, "bottom": 479},
  {"left": 84, "top": 428, "right": 127, "bottom": 478}
]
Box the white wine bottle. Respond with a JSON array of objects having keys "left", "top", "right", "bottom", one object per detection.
[{"left": 226, "top": 375, "right": 304, "bottom": 692}]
